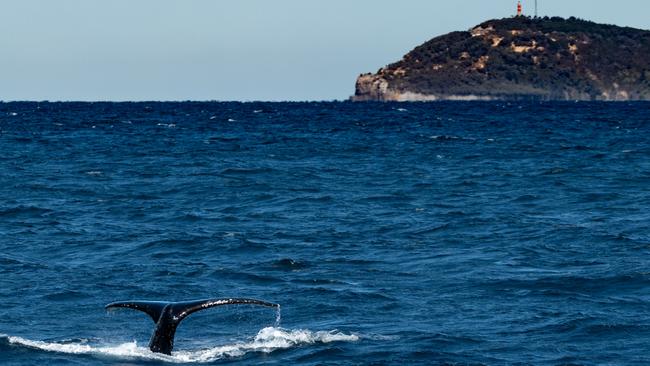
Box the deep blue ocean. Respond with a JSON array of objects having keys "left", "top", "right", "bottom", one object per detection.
[{"left": 1, "top": 101, "right": 649, "bottom": 365}]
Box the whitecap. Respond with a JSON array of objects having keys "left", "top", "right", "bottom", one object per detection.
[
  {"left": 228, "top": 118, "right": 236, "bottom": 122},
  {"left": 430, "top": 135, "right": 460, "bottom": 140},
  {"left": 7, "top": 336, "right": 162, "bottom": 360},
  {"left": 5, "top": 327, "right": 359, "bottom": 363},
  {"left": 174, "top": 328, "right": 359, "bottom": 363}
]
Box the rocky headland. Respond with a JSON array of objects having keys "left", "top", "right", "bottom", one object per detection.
[{"left": 352, "top": 17, "right": 650, "bottom": 101}]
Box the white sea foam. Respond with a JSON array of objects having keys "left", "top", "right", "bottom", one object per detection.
[{"left": 5, "top": 327, "right": 359, "bottom": 363}]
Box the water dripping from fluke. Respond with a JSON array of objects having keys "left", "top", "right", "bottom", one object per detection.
[{"left": 275, "top": 304, "right": 282, "bottom": 327}]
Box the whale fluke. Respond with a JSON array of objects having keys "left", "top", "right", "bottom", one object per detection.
[{"left": 106, "top": 298, "right": 279, "bottom": 355}]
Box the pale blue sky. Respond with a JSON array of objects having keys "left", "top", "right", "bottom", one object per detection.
[{"left": 1, "top": 0, "right": 647, "bottom": 101}]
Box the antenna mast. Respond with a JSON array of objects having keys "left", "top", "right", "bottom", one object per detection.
[{"left": 535, "top": 0, "right": 538, "bottom": 17}]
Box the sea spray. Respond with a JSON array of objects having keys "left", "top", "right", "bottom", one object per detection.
[
  {"left": 4, "top": 328, "right": 359, "bottom": 363},
  {"left": 274, "top": 305, "right": 281, "bottom": 327}
]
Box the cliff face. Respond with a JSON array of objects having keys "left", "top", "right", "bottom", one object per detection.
[{"left": 352, "top": 17, "right": 650, "bottom": 101}]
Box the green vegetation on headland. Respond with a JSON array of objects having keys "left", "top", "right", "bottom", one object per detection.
[{"left": 352, "top": 17, "right": 650, "bottom": 101}]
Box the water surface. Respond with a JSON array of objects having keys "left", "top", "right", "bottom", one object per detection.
[{"left": 1, "top": 101, "right": 649, "bottom": 365}]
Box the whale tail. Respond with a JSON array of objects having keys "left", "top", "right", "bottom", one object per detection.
[{"left": 106, "top": 298, "right": 279, "bottom": 355}]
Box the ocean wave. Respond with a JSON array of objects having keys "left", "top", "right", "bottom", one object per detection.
[
  {"left": 0, "top": 205, "right": 53, "bottom": 218},
  {"left": 2, "top": 327, "right": 359, "bottom": 363}
]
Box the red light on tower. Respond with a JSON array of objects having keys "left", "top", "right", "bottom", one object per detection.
[{"left": 517, "top": 1, "right": 523, "bottom": 16}]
